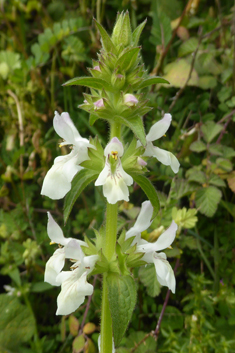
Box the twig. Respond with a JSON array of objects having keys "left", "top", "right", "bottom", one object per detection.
[
  {"left": 80, "top": 275, "right": 97, "bottom": 331},
  {"left": 131, "top": 258, "right": 180, "bottom": 352},
  {"left": 153, "top": 258, "right": 180, "bottom": 339},
  {"left": 218, "top": 108, "right": 235, "bottom": 124},
  {"left": 168, "top": 28, "right": 203, "bottom": 113},
  {"left": 216, "top": 115, "right": 233, "bottom": 144},
  {"left": 7, "top": 90, "right": 24, "bottom": 175},
  {"left": 130, "top": 332, "right": 152, "bottom": 353},
  {"left": 201, "top": 20, "right": 232, "bottom": 40}
]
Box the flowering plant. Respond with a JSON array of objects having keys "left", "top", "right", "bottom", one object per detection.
[{"left": 41, "top": 11, "right": 180, "bottom": 353}]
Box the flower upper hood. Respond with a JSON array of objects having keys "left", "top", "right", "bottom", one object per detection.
[
  {"left": 143, "top": 113, "right": 180, "bottom": 174},
  {"left": 41, "top": 111, "right": 94, "bottom": 200},
  {"left": 125, "top": 201, "right": 178, "bottom": 293},
  {"left": 95, "top": 137, "right": 133, "bottom": 204}
]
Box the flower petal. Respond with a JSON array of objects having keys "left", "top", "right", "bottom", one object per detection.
[
  {"left": 60, "top": 150, "right": 83, "bottom": 183},
  {"left": 53, "top": 111, "right": 81, "bottom": 144},
  {"left": 64, "top": 240, "right": 85, "bottom": 261},
  {"left": 103, "top": 177, "right": 130, "bottom": 204},
  {"left": 124, "top": 94, "right": 138, "bottom": 106},
  {"left": 146, "top": 114, "right": 172, "bottom": 142},
  {"left": 153, "top": 253, "right": 176, "bottom": 293},
  {"left": 104, "top": 137, "right": 124, "bottom": 157},
  {"left": 56, "top": 271, "right": 93, "bottom": 315},
  {"left": 126, "top": 201, "right": 153, "bottom": 239},
  {"left": 137, "top": 221, "right": 177, "bottom": 253},
  {"left": 169, "top": 152, "right": 180, "bottom": 173},
  {"left": 44, "top": 248, "right": 65, "bottom": 286},
  {"left": 41, "top": 156, "right": 73, "bottom": 199},
  {"left": 95, "top": 163, "right": 110, "bottom": 186},
  {"left": 47, "top": 213, "right": 68, "bottom": 246},
  {"left": 144, "top": 144, "right": 171, "bottom": 165}
]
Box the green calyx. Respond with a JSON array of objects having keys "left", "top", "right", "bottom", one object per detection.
[
  {"left": 83, "top": 226, "right": 146, "bottom": 277},
  {"left": 80, "top": 136, "right": 104, "bottom": 173},
  {"left": 121, "top": 138, "right": 147, "bottom": 174}
]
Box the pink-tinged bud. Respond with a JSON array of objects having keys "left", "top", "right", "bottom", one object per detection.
[
  {"left": 83, "top": 99, "right": 88, "bottom": 104},
  {"left": 124, "top": 94, "right": 138, "bottom": 106},
  {"left": 137, "top": 157, "right": 147, "bottom": 167},
  {"left": 93, "top": 66, "right": 101, "bottom": 72},
  {"left": 94, "top": 98, "right": 104, "bottom": 109}
]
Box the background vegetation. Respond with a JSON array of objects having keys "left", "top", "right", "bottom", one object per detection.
[{"left": 0, "top": 0, "right": 235, "bottom": 352}]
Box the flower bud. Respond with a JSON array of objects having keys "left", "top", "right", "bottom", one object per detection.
[
  {"left": 94, "top": 99, "right": 104, "bottom": 110},
  {"left": 137, "top": 157, "right": 147, "bottom": 167},
  {"left": 111, "top": 72, "right": 125, "bottom": 89},
  {"left": 124, "top": 94, "right": 138, "bottom": 106},
  {"left": 93, "top": 65, "right": 101, "bottom": 72}
]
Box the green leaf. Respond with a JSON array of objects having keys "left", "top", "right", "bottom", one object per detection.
[
  {"left": 178, "top": 37, "right": 199, "bottom": 57},
  {"left": 107, "top": 274, "right": 137, "bottom": 347},
  {"left": 132, "top": 19, "right": 147, "bottom": 46},
  {"left": 126, "top": 331, "right": 157, "bottom": 353},
  {"left": 216, "top": 158, "right": 233, "bottom": 172},
  {"left": 0, "top": 294, "right": 35, "bottom": 351},
  {"left": 195, "top": 186, "right": 222, "bottom": 217},
  {"left": 201, "top": 121, "right": 223, "bottom": 143},
  {"left": 89, "top": 113, "right": 99, "bottom": 126},
  {"left": 163, "top": 59, "right": 198, "bottom": 88},
  {"left": 208, "top": 175, "right": 226, "bottom": 187},
  {"left": 139, "top": 264, "right": 161, "bottom": 297},
  {"left": 62, "top": 76, "right": 112, "bottom": 91},
  {"left": 190, "top": 140, "right": 207, "bottom": 153},
  {"left": 130, "top": 173, "right": 160, "bottom": 219},
  {"left": 119, "top": 11, "right": 132, "bottom": 46},
  {"left": 208, "top": 144, "right": 223, "bottom": 156},
  {"left": 198, "top": 75, "right": 217, "bottom": 89},
  {"left": 64, "top": 169, "right": 98, "bottom": 223},
  {"left": 220, "top": 200, "right": 235, "bottom": 218},
  {"left": 116, "top": 47, "right": 140, "bottom": 72},
  {"left": 8, "top": 268, "right": 21, "bottom": 287},
  {"left": 137, "top": 76, "right": 169, "bottom": 89},
  {"left": 114, "top": 115, "right": 146, "bottom": 145},
  {"left": 30, "top": 282, "right": 53, "bottom": 292},
  {"left": 94, "top": 20, "right": 117, "bottom": 54},
  {"left": 187, "top": 169, "right": 207, "bottom": 184},
  {"left": 150, "top": 5, "right": 171, "bottom": 48},
  {"left": 171, "top": 178, "right": 196, "bottom": 199},
  {"left": 73, "top": 334, "right": 85, "bottom": 352}
]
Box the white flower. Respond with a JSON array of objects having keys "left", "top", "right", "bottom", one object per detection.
[
  {"left": 56, "top": 240, "right": 98, "bottom": 315},
  {"left": 44, "top": 212, "right": 87, "bottom": 286},
  {"left": 125, "top": 200, "right": 153, "bottom": 245},
  {"left": 126, "top": 201, "right": 177, "bottom": 293},
  {"left": 95, "top": 137, "right": 133, "bottom": 204},
  {"left": 41, "top": 111, "right": 94, "bottom": 200},
  {"left": 143, "top": 113, "right": 180, "bottom": 173}
]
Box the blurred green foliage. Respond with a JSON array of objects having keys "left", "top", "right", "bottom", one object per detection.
[{"left": 0, "top": 0, "right": 235, "bottom": 352}]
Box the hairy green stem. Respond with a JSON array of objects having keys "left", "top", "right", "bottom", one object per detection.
[
  {"left": 100, "top": 274, "right": 114, "bottom": 353},
  {"left": 110, "top": 122, "right": 121, "bottom": 139},
  {"left": 100, "top": 202, "right": 118, "bottom": 352},
  {"left": 100, "top": 122, "right": 120, "bottom": 353}
]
